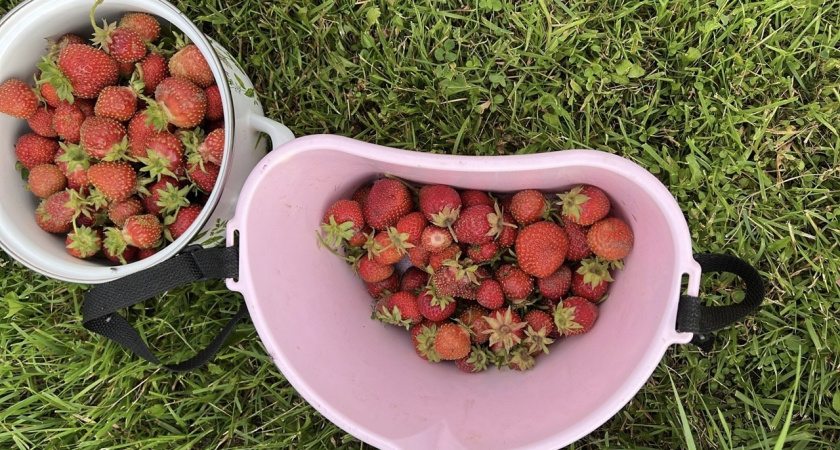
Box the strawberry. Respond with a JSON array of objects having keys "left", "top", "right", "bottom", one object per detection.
[
  {"left": 197, "top": 128, "right": 225, "bottom": 165},
  {"left": 400, "top": 266, "right": 430, "bottom": 292},
  {"left": 523, "top": 310, "right": 556, "bottom": 355},
  {"left": 140, "top": 176, "right": 188, "bottom": 217},
  {"left": 452, "top": 204, "right": 494, "bottom": 244},
  {"left": 119, "top": 12, "right": 161, "bottom": 43},
  {"left": 52, "top": 102, "right": 85, "bottom": 143},
  {"left": 374, "top": 291, "right": 423, "bottom": 328},
  {"left": 122, "top": 214, "right": 162, "bottom": 249},
  {"left": 27, "top": 106, "right": 58, "bottom": 138},
  {"left": 145, "top": 77, "right": 208, "bottom": 130},
  {"left": 557, "top": 185, "right": 611, "bottom": 226},
  {"left": 164, "top": 204, "right": 202, "bottom": 241},
  {"left": 90, "top": 0, "right": 147, "bottom": 63},
  {"left": 94, "top": 85, "right": 138, "bottom": 121},
  {"left": 571, "top": 269, "right": 608, "bottom": 302},
  {"left": 482, "top": 308, "right": 527, "bottom": 353},
  {"left": 554, "top": 296, "right": 598, "bottom": 336},
  {"left": 459, "top": 189, "right": 494, "bottom": 208},
  {"left": 352, "top": 184, "right": 372, "bottom": 210},
  {"left": 362, "top": 178, "right": 413, "bottom": 230},
  {"left": 434, "top": 323, "right": 471, "bottom": 360},
  {"left": 38, "top": 80, "right": 62, "bottom": 108},
  {"left": 494, "top": 264, "right": 533, "bottom": 303},
  {"left": 168, "top": 44, "right": 215, "bottom": 88},
  {"left": 466, "top": 241, "right": 499, "bottom": 264},
  {"left": 515, "top": 221, "right": 568, "bottom": 278},
  {"left": 186, "top": 159, "right": 220, "bottom": 193},
  {"left": 137, "top": 246, "right": 160, "bottom": 260},
  {"left": 138, "top": 131, "right": 185, "bottom": 180},
  {"left": 356, "top": 257, "right": 394, "bottom": 283},
  {"left": 475, "top": 278, "right": 505, "bottom": 310},
  {"left": 587, "top": 217, "right": 634, "bottom": 261},
  {"left": 420, "top": 225, "right": 453, "bottom": 253},
  {"left": 507, "top": 345, "right": 536, "bottom": 371},
  {"left": 55, "top": 142, "right": 91, "bottom": 190},
  {"left": 427, "top": 243, "right": 460, "bottom": 271},
  {"left": 35, "top": 190, "right": 75, "bottom": 234},
  {"left": 509, "top": 189, "right": 548, "bottom": 225},
  {"left": 0, "top": 78, "right": 38, "bottom": 119},
  {"left": 118, "top": 61, "right": 135, "bottom": 78},
  {"left": 76, "top": 99, "right": 96, "bottom": 117},
  {"left": 102, "top": 227, "right": 137, "bottom": 264},
  {"left": 365, "top": 271, "right": 400, "bottom": 299},
  {"left": 395, "top": 211, "right": 427, "bottom": 246},
  {"left": 107, "top": 196, "right": 144, "bottom": 227},
  {"left": 411, "top": 321, "right": 441, "bottom": 362},
  {"left": 65, "top": 226, "right": 103, "bottom": 259},
  {"left": 564, "top": 221, "right": 592, "bottom": 261},
  {"left": 88, "top": 161, "right": 136, "bottom": 201},
  {"left": 571, "top": 257, "right": 613, "bottom": 302},
  {"left": 455, "top": 346, "right": 492, "bottom": 373},
  {"left": 459, "top": 305, "right": 491, "bottom": 344},
  {"left": 321, "top": 199, "right": 365, "bottom": 248},
  {"left": 418, "top": 184, "right": 461, "bottom": 228},
  {"left": 204, "top": 84, "right": 223, "bottom": 121},
  {"left": 368, "top": 229, "right": 411, "bottom": 265},
  {"left": 27, "top": 164, "right": 67, "bottom": 198},
  {"left": 497, "top": 210, "right": 518, "bottom": 248},
  {"left": 15, "top": 133, "right": 59, "bottom": 170},
  {"left": 432, "top": 263, "right": 477, "bottom": 299},
  {"left": 537, "top": 265, "right": 572, "bottom": 301},
  {"left": 52, "top": 43, "right": 120, "bottom": 100},
  {"left": 134, "top": 53, "right": 169, "bottom": 96},
  {"left": 417, "top": 289, "right": 457, "bottom": 321},
  {"left": 127, "top": 109, "right": 160, "bottom": 158},
  {"left": 406, "top": 245, "right": 431, "bottom": 268},
  {"left": 79, "top": 117, "right": 127, "bottom": 160}
]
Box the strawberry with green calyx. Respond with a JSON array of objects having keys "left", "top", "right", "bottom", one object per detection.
[
  {"left": 164, "top": 204, "right": 202, "bottom": 242},
  {"left": 395, "top": 211, "right": 427, "bottom": 246},
  {"left": 139, "top": 176, "right": 189, "bottom": 217},
  {"left": 428, "top": 243, "right": 460, "bottom": 271},
  {"left": 452, "top": 204, "right": 495, "bottom": 245},
  {"left": 38, "top": 43, "right": 119, "bottom": 102},
  {"left": 367, "top": 227, "right": 413, "bottom": 265},
  {"left": 186, "top": 156, "right": 220, "bottom": 193},
  {"left": 363, "top": 178, "right": 413, "bottom": 231},
  {"left": 27, "top": 164, "right": 67, "bottom": 199},
  {"left": 88, "top": 161, "right": 136, "bottom": 202},
  {"left": 55, "top": 142, "right": 91, "bottom": 190},
  {"left": 458, "top": 305, "right": 491, "bottom": 344},
  {"left": 374, "top": 291, "right": 422, "bottom": 329},
  {"left": 483, "top": 307, "right": 528, "bottom": 353},
  {"left": 420, "top": 225, "right": 453, "bottom": 253},
  {"left": 475, "top": 278, "right": 505, "bottom": 310},
  {"left": 356, "top": 257, "right": 394, "bottom": 283},
  {"left": 169, "top": 44, "right": 215, "bottom": 88},
  {"left": 417, "top": 288, "right": 456, "bottom": 321},
  {"left": 459, "top": 189, "right": 494, "bottom": 208},
  {"left": 27, "top": 106, "right": 57, "bottom": 138},
  {"left": 419, "top": 184, "right": 462, "bottom": 231},
  {"left": 467, "top": 240, "right": 499, "bottom": 264},
  {"left": 508, "top": 345, "right": 537, "bottom": 371},
  {"left": 432, "top": 257, "right": 479, "bottom": 299},
  {"left": 0, "top": 78, "right": 39, "bottom": 119},
  {"left": 90, "top": 0, "right": 147, "bottom": 64},
  {"left": 515, "top": 221, "right": 568, "bottom": 278},
  {"left": 122, "top": 214, "right": 162, "bottom": 249},
  {"left": 102, "top": 226, "right": 134, "bottom": 264},
  {"left": 411, "top": 321, "right": 441, "bottom": 362},
  {"left": 433, "top": 323, "right": 471, "bottom": 360},
  {"left": 494, "top": 264, "right": 533, "bottom": 303},
  {"left": 137, "top": 131, "right": 185, "bottom": 180},
  {"left": 321, "top": 199, "right": 365, "bottom": 248},
  {"left": 15, "top": 133, "right": 59, "bottom": 170},
  {"left": 587, "top": 217, "right": 634, "bottom": 261},
  {"left": 79, "top": 116, "right": 128, "bottom": 160},
  {"left": 509, "top": 189, "right": 549, "bottom": 226},
  {"left": 536, "top": 265, "right": 572, "bottom": 301},
  {"left": 455, "top": 346, "right": 492, "bottom": 373},
  {"left": 400, "top": 266, "right": 430, "bottom": 292},
  {"left": 571, "top": 257, "right": 612, "bottom": 302},
  {"left": 554, "top": 296, "right": 598, "bottom": 336},
  {"left": 35, "top": 190, "right": 75, "bottom": 234},
  {"left": 142, "top": 77, "right": 207, "bottom": 130},
  {"left": 119, "top": 12, "right": 161, "bottom": 43},
  {"left": 557, "top": 185, "right": 611, "bottom": 226},
  {"left": 65, "top": 226, "right": 102, "bottom": 259},
  {"left": 523, "top": 310, "right": 556, "bottom": 355},
  {"left": 365, "top": 271, "right": 400, "bottom": 299},
  {"left": 563, "top": 221, "right": 592, "bottom": 261}
]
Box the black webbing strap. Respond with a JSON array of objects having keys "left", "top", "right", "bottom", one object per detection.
[{"left": 82, "top": 244, "right": 244, "bottom": 372}]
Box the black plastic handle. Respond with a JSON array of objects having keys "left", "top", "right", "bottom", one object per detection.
[
  {"left": 82, "top": 244, "right": 244, "bottom": 372},
  {"left": 676, "top": 253, "right": 765, "bottom": 351}
]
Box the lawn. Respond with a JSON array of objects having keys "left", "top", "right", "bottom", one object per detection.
[{"left": 1, "top": 0, "right": 839, "bottom": 448}]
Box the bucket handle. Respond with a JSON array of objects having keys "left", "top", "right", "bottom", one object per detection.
[
  {"left": 676, "top": 253, "right": 765, "bottom": 351},
  {"left": 82, "top": 244, "right": 241, "bottom": 373}
]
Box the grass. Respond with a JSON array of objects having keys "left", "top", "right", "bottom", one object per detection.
[{"left": 1, "top": 0, "right": 839, "bottom": 448}]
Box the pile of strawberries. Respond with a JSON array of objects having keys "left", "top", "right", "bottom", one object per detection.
[
  {"left": 0, "top": 0, "right": 225, "bottom": 263},
  {"left": 320, "top": 177, "right": 634, "bottom": 372}
]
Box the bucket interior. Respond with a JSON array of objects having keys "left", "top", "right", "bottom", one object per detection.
[{"left": 232, "top": 136, "right": 693, "bottom": 449}]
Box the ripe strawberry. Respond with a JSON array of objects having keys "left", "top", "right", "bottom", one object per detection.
[
  {"left": 118, "top": 60, "right": 135, "bottom": 78},
  {"left": 94, "top": 85, "right": 137, "bottom": 121},
  {"left": 168, "top": 44, "right": 215, "bottom": 88},
  {"left": 523, "top": 310, "right": 556, "bottom": 355},
  {"left": 508, "top": 345, "right": 537, "bottom": 371},
  {"left": 102, "top": 227, "right": 137, "bottom": 264},
  {"left": 146, "top": 77, "right": 208, "bottom": 130},
  {"left": 420, "top": 225, "right": 453, "bottom": 253},
  {"left": 80, "top": 117, "right": 127, "bottom": 160},
  {"left": 418, "top": 184, "right": 461, "bottom": 228},
  {"left": 65, "top": 226, "right": 103, "bottom": 259},
  {"left": 459, "top": 305, "right": 491, "bottom": 344},
  {"left": 374, "top": 291, "right": 423, "bottom": 328},
  {"left": 352, "top": 184, "right": 372, "bottom": 210},
  {"left": 459, "top": 189, "right": 494, "bottom": 208},
  {"left": 417, "top": 289, "right": 457, "bottom": 321},
  {"left": 122, "top": 214, "right": 162, "bottom": 249},
  {"left": 27, "top": 164, "right": 67, "bottom": 198},
  {"left": 55, "top": 142, "right": 91, "bottom": 190},
  {"left": 407, "top": 245, "right": 431, "bottom": 268},
  {"left": 554, "top": 296, "right": 598, "bottom": 336},
  {"left": 475, "top": 278, "right": 505, "bottom": 310},
  {"left": 76, "top": 99, "right": 96, "bottom": 117},
  {"left": 571, "top": 257, "right": 613, "bottom": 302},
  {"left": 497, "top": 210, "right": 518, "bottom": 248},
  {"left": 119, "top": 12, "right": 161, "bottom": 43},
  {"left": 38, "top": 81, "right": 62, "bottom": 108},
  {"left": 395, "top": 211, "right": 427, "bottom": 246},
  {"left": 400, "top": 266, "right": 430, "bottom": 292},
  {"left": 434, "top": 323, "right": 471, "bottom": 360},
  {"left": 138, "top": 246, "right": 160, "bottom": 260},
  {"left": 368, "top": 229, "right": 411, "bottom": 265},
  {"left": 54, "top": 43, "right": 120, "bottom": 100},
  {"left": 537, "top": 265, "right": 572, "bottom": 301},
  {"left": 356, "top": 257, "right": 394, "bottom": 283},
  {"left": 134, "top": 53, "right": 169, "bottom": 96},
  {"left": 365, "top": 271, "right": 400, "bottom": 299},
  {"left": 52, "top": 102, "right": 85, "bottom": 143},
  {"left": 35, "top": 190, "right": 75, "bottom": 234},
  {"left": 452, "top": 204, "right": 495, "bottom": 244},
  {"left": 509, "top": 189, "right": 548, "bottom": 225},
  {"left": 411, "top": 321, "right": 441, "bottom": 362},
  {"left": 127, "top": 109, "right": 160, "bottom": 158},
  {"left": 90, "top": 1, "right": 147, "bottom": 63},
  {"left": 570, "top": 269, "right": 608, "bottom": 302},
  {"left": 140, "top": 176, "right": 188, "bottom": 217},
  {"left": 88, "top": 161, "right": 136, "bottom": 201},
  {"left": 15, "top": 133, "right": 59, "bottom": 170},
  {"left": 455, "top": 346, "right": 492, "bottom": 373},
  {"left": 139, "top": 131, "right": 185, "bottom": 180},
  {"left": 428, "top": 243, "right": 460, "bottom": 271},
  {"left": 515, "top": 221, "right": 569, "bottom": 278},
  {"left": 432, "top": 264, "right": 477, "bottom": 299},
  {"left": 466, "top": 241, "right": 499, "bottom": 264},
  {"left": 27, "top": 106, "right": 58, "bottom": 138},
  {"left": 107, "top": 196, "right": 143, "bottom": 227},
  {"left": 164, "top": 204, "right": 202, "bottom": 241},
  {"left": 204, "top": 84, "right": 223, "bottom": 121},
  {"left": 587, "top": 217, "right": 634, "bottom": 261},
  {"left": 186, "top": 159, "right": 220, "bottom": 193},
  {"left": 197, "top": 128, "right": 225, "bottom": 165},
  {"left": 362, "top": 178, "right": 413, "bottom": 230},
  {"left": 557, "top": 185, "right": 611, "bottom": 226},
  {"left": 483, "top": 308, "right": 527, "bottom": 353},
  {"left": 0, "top": 78, "right": 38, "bottom": 119},
  {"left": 321, "top": 199, "right": 365, "bottom": 247},
  {"left": 564, "top": 221, "right": 592, "bottom": 261},
  {"left": 494, "top": 264, "right": 533, "bottom": 303}
]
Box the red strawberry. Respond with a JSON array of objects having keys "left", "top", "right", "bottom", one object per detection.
[
  {"left": 418, "top": 184, "right": 461, "bottom": 228},
  {"left": 434, "top": 323, "right": 471, "bottom": 360},
  {"left": 494, "top": 264, "right": 533, "bottom": 303},
  {"left": 27, "top": 106, "right": 57, "bottom": 138},
  {"left": 102, "top": 227, "right": 137, "bottom": 264},
  {"left": 55, "top": 44, "right": 120, "bottom": 99},
  {"left": 374, "top": 291, "right": 423, "bottom": 328},
  {"left": 420, "top": 225, "right": 453, "bottom": 253},
  {"left": 122, "top": 214, "right": 162, "bottom": 249},
  {"left": 571, "top": 258, "right": 613, "bottom": 302},
  {"left": 15, "top": 133, "right": 59, "bottom": 170},
  {"left": 571, "top": 269, "right": 608, "bottom": 302},
  {"left": 523, "top": 310, "right": 556, "bottom": 355},
  {"left": 94, "top": 85, "right": 137, "bottom": 121},
  {"left": 352, "top": 184, "right": 372, "bottom": 210},
  {"left": 452, "top": 204, "right": 495, "bottom": 244},
  {"left": 140, "top": 176, "right": 188, "bottom": 217},
  {"left": 411, "top": 321, "right": 441, "bottom": 362},
  {"left": 459, "top": 189, "right": 494, "bottom": 208},
  {"left": 537, "top": 265, "right": 572, "bottom": 301},
  {"left": 497, "top": 210, "right": 518, "bottom": 248},
  {"left": 55, "top": 142, "right": 91, "bottom": 190},
  {"left": 466, "top": 241, "right": 499, "bottom": 264},
  {"left": 186, "top": 160, "right": 220, "bottom": 193},
  {"left": 107, "top": 196, "right": 144, "bottom": 227},
  {"left": 168, "top": 44, "right": 215, "bottom": 88},
  {"left": 475, "top": 278, "right": 505, "bottom": 310},
  {"left": 76, "top": 99, "right": 96, "bottom": 117},
  {"left": 164, "top": 204, "right": 202, "bottom": 241},
  {"left": 65, "top": 226, "right": 103, "bottom": 259},
  {"left": 564, "top": 221, "right": 592, "bottom": 261},
  {"left": 90, "top": 1, "right": 147, "bottom": 63},
  {"left": 0, "top": 78, "right": 38, "bottom": 119},
  {"left": 88, "top": 161, "right": 136, "bottom": 201},
  {"left": 35, "top": 190, "right": 75, "bottom": 233},
  {"left": 118, "top": 60, "right": 135, "bottom": 78},
  {"left": 554, "top": 296, "right": 598, "bottom": 336},
  {"left": 365, "top": 271, "right": 400, "bottom": 299},
  {"left": 432, "top": 264, "right": 476, "bottom": 299},
  {"left": 139, "top": 131, "right": 185, "bottom": 180},
  {"left": 119, "top": 12, "right": 161, "bottom": 43},
  {"left": 508, "top": 346, "right": 537, "bottom": 371},
  {"left": 515, "top": 221, "right": 569, "bottom": 278},
  {"left": 509, "top": 189, "right": 548, "bottom": 225},
  {"left": 321, "top": 199, "right": 365, "bottom": 247},
  {"left": 27, "top": 164, "right": 67, "bottom": 198},
  {"left": 369, "top": 229, "right": 410, "bottom": 265},
  {"left": 417, "top": 289, "right": 457, "bottom": 321},
  {"left": 558, "top": 185, "right": 611, "bottom": 226},
  {"left": 80, "top": 117, "right": 127, "bottom": 160},
  {"left": 134, "top": 53, "right": 169, "bottom": 96},
  {"left": 459, "top": 305, "right": 491, "bottom": 344},
  {"left": 204, "top": 84, "right": 223, "bottom": 121},
  {"left": 196, "top": 128, "right": 225, "bottom": 166},
  {"left": 395, "top": 211, "right": 427, "bottom": 246},
  {"left": 483, "top": 308, "right": 527, "bottom": 353},
  {"left": 138, "top": 246, "right": 160, "bottom": 260},
  {"left": 406, "top": 245, "right": 430, "bottom": 268},
  {"left": 362, "top": 178, "right": 413, "bottom": 230},
  {"left": 356, "top": 257, "right": 394, "bottom": 283},
  {"left": 127, "top": 109, "right": 159, "bottom": 158},
  {"left": 38, "top": 81, "right": 62, "bottom": 109},
  {"left": 400, "top": 266, "right": 430, "bottom": 292},
  {"left": 587, "top": 217, "right": 634, "bottom": 261},
  {"left": 146, "top": 77, "right": 207, "bottom": 130},
  {"left": 428, "top": 244, "right": 460, "bottom": 272},
  {"left": 52, "top": 102, "right": 85, "bottom": 143}
]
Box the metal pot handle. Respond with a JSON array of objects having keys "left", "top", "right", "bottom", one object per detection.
[
  {"left": 676, "top": 253, "right": 765, "bottom": 351},
  {"left": 82, "top": 244, "right": 243, "bottom": 372}
]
